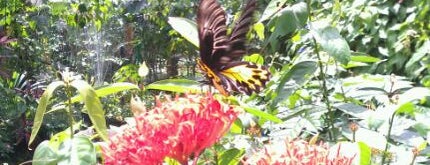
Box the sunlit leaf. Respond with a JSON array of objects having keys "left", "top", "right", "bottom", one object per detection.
[
  {"left": 146, "top": 79, "right": 203, "bottom": 93},
  {"left": 259, "top": 0, "right": 289, "bottom": 22},
  {"left": 357, "top": 142, "right": 371, "bottom": 165},
  {"left": 168, "top": 17, "right": 199, "bottom": 47},
  {"left": 242, "top": 106, "right": 282, "bottom": 123},
  {"left": 311, "top": 20, "right": 351, "bottom": 65},
  {"left": 395, "top": 102, "right": 415, "bottom": 115},
  {"left": 398, "top": 87, "right": 430, "bottom": 105},
  {"left": 29, "top": 81, "right": 65, "bottom": 147},
  {"left": 70, "top": 80, "right": 108, "bottom": 141},
  {"left": 70, "top": 82, "right": 139, "bottom": 103},
  {"left": 253, "top": 22, "right": 265, "bottom": 40},
  {"left": 49, "top": 122, "right": 82, "bottom": 151},
  {"left": 243, "top": 53, "right": 265, "bottom": 65},
  {"left": 350, "top": 53, "right": 381, "bottom": 63},
  {"left": 49, "top": 2, "right": 69, "bottom": 15},
  {"left": 231, "top": 119, "right": 243, "bottom": 134},
  {"left": 335, "top": 103, "right": 373, "bottom": 119},
  {"left": 33, "top": 141, "right": 59, "bottom": 165},
  {"left": 271, "top": 61, "right": 317, "bottom": 108},
  {"left": 218, "top": 148, "right": 245, "bottom": 165},
  {"left": 343, "top": 127, "right": 386, "bottom": 150},
  {"left": 57, "top": 137, "right": 97, "bottom": 165},
  {"left": 268, "top": 2, "right": 308, "bottom": 41},
  {"left": 406, "top": 40, "right": 430, "bottom": 73}
]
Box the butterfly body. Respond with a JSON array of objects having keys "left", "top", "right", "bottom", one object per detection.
[{"left": 197, "top": 0, "right": 270, "bottom": 96}]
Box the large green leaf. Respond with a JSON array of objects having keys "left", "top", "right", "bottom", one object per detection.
[
  {"left": 57, "top": 137, "right": 97, "bottom": 165},
  {"left": 311, "top": 21, "right": 351, "bottom": 65},
  {"left": 218, "top": 148, "right": 245, "bottom": 165},
  {"left": 168, "top": 17, "right": 199, "bottom": 47},
  {"left": 29, "top": 81, "right": 65, "bottom": 147},
  {"left": 70, "top": 80, "right": 108, "bottom": 141},
  {"left": 146, "top": 79, "right": 203, "bottom": 93},
  {"left": 33, "top": 141, "right": 59, "bottom": 165},
  {"left": 343, "top": 127, "right": 386, "bottom": 150},
  {"left": 357, "top": 142, "right": 372, "bottom": 165},
  {"left": 259, "top": 0, "right": 289, "bottom": 22},
  {"left": 267, "top": 2, "right": 308, "bottom": 45},
  {"left": 405, "top": 40, "right": 430, "bottom": 76},
  {"left": 70, "top": 82, "right": 139, "bottom": 103},
  {"left": 271, "top": 61, "right": 317, "bottom": 108},
  {"left": 335, "top": 103, "right": 372, "bottom": 120},
  {"left": 49, "top": 122, "right": 82, "bottom": 151}
]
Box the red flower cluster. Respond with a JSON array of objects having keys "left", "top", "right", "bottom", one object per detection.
[
  {"left": 243, "top": 139, "right": 356, "bottom": 165},
  {"left": 102, "top": 93, "right": 240, "bottom": 165}
]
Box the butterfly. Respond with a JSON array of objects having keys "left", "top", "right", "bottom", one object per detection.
[{"left": 197, "top": 0, "right": 270, "bottom": 96}]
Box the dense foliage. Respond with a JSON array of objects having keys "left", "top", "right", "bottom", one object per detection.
[{"left": 0, "top": 0, "right": 429, "bottom": 164}]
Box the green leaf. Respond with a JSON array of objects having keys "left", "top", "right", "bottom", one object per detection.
[
  {"left": 343, "top": 61, "right": 369, "bottom": 69},
  {"left": 230, "top": 119, "right": 243, "bottom": 134},
  {"left": 259, "top": 0, "right": 289, "bottom": 22},
  {"left": 395, "top": 102, "right": 415, "bottom": 116},
  {"left": 268, "top": 2, "right": 308, "bottom": 40},
  {"left": 146, "top": 79, "right": 203, "bottom": 94},
  {"left": 218, "top": 148, "right": 245, "bottom": 165},
  {"left": 311, "top": 21, "right": 351, "bottom": 65},
  {"left": 406, "top": 40, "right": 430, "bottom": 71},
  {"left": 243, "top": 53, "right": 265, "bottom": 65},
  {"left": 29, "top": 81, "right": 65, "bottom": 147},
  {"left": 357, "top": 142, "right": 372, "bottom": 165},
  {"left": 398, "top": 87, "right": 430, "bottom": 105},
  {"left": 343, "top": 127, "right": 386, "bottom": 150},
  {"left": 49, "top": 122, "right": 82, "bottom": 151},
  {"left": 57, "top": 137, "right": 97, "bottom": 165},
  {"left": 253, "top": 22, "right": 265, "bottom": 40},
  {"left": 335, "top": 103, "right": 371, "bottom": 120},
  {"left": 49, "top": 2, "right": 69, "bottom": 16},
  {"left": 33, "top": 141, "right": 59, "bottom": 165},
  {"left": 417, "top": 141, "right": 427, "bottom": 151},
  {"left": 70, "top": 82, "right": 139, "bottom": 103},
  {"left": 242, "top": 106, "right": 282, "bottom": 123},
  {"left": 70, "top": 80, "right": 108, "bottom": 141},
  {"left": 112, "top": 64, "right": 140, "bottom": 82},
  {"left": 350, "top": 53, "right": 381, "bottom": 63},
  {"left": 168, "top": 17, "right": 199, "bottom": 47},
  {"left": 271, "top": 61, "right": 317, "bottom": 108}
]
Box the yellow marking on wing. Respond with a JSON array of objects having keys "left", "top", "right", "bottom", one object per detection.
[
  {"left": 197, "top": 60, "right": 229, "bottom": 96},
  {"left": 220, "top": 63, "right": 269, "bottom": 92}
]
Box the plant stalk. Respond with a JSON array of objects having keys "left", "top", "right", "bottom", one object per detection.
[
  {"left": 312, "top": 37, "right": 335, "bottom": 141},
  {"left": 65, "top": 82, "right": 74, "bottom": 138},
  {"left": 381, "top": 111, "right": 396, "bottom": 165}
]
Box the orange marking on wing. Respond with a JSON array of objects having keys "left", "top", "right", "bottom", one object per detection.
[{"left": 197, "top": 60, "right": 229, "bottom": 96}]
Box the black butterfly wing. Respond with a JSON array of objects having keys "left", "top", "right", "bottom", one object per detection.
[
  {"left": 198, "top": 0, "right": 257, "bottom": 68},
  {"left": 219, "top": 0, "right": 257, "bottom": 65},
  {"left": 197, "top": 0, "right": 270, "bottom": 96},
  {"left": 197, "top": 0, "right": 229, "bottom": 69}
]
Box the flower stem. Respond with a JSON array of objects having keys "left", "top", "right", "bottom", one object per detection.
[
  {"left": 381, "top": 111, "right": 396, "bottom": 165},
  {"left": 312, "top": 37, "right": 335, "bottom": 141},
  {"left": 65, "top": 81, "right": 74, "bottom": 138}
]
